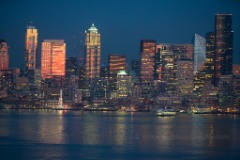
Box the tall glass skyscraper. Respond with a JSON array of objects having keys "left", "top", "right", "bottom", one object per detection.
[
  {"left": 193, "top": 34, "right": 206, "bottom": 74},
  {"left": 85, "top": 24, "right": 101, "bottom": 79},
  {"left": 25, "top": 26, "right": 38, "bottom": 76},
  {"left": 0, "top": 40, "right": 9, "bottom": 71},
  {"left": 193, "top": 34, "right": 206, "bottom": 97},
  {"left": 215, "top": 14, "right": 233, "bottom": 80},
  {"left": 41, "top": 40, "right": 66, "bottom": 79}
]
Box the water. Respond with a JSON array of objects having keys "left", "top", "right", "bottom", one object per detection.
[{"left": 0, "top": 109, "right": 240, "bottom": 159}]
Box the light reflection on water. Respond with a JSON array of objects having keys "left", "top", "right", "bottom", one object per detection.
[{"left": 0, "top": 109, "right": 240, "bottom": 159}]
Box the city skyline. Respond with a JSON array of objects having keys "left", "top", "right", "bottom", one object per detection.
[{"left": 1, "top": 0, "right": 240, "bottom": 69}]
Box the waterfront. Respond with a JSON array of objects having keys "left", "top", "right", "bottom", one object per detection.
[{"left": 0, "top": 109, "right": 240, "bottom": 159}]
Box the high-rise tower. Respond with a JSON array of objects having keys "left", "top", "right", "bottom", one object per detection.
[
  {"left": 215, "top": 14, "right": 233, "bottom": 81},
  {"left": 205, "top": 32, "right": 215, "bottom": 81},
  {"left": 193, "top": 34, "right": 206, "bottom": 74},
  {"left": 108, "top": 55, "right": 126, "bottom": 93},
  {"left": 85, "top": 24, "right": 101, "bottom": 79},
  {"left": 0, "top": 40, "right": 9, "bottom": 71},
  {"left": 25, "top": 26, "right": 38, "bottom": 76},
  {"left": 140, "top": 40, "right": 156, "bottom": 82},
  {"left": 41, "top": 40, "right": 66, "bottom": 79}
]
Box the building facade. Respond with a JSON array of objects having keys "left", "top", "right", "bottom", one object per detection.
[
  {"left": 140, "top": 40, "right": 156, "bottom": 82},
  {"left": 176, "top": 58, "right": 193, "bottom": 96},
  {"left": 193, "top": 34, "right": 206, "bottom": 74},
  {"left": 0, "top": 40, "right": 9, "bottom": 71},
  {"left": 66, "top": 57, "right": 78, "bottom": 82},
  {"left": 41, "top": 40, "right": 66, "bottom": 79},
  {"left": 25, "top": 26, "right": 38, "bottom": 76},
  {"left": 108, "top": 55, "right": 126, "bottom": 94},
  {"left": 215, "top": 14, "right": 233, "bottom": 82},
  {"left": 131, "top": 59, "right": 140, "bottom": 77},
  {"left": 117, "top": 70, "right": 132, "bottom": 98},
  {"left": 205, "top": 32, "right": 215, "bottom": 81},
  {"left": 85, "top": 24, "right": 101, "bottom": 79}
]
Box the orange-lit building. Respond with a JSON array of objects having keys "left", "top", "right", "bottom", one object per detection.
[
  {"left": 85, "top": 24, "right": 101, "bottom": 79},
  {"left": 25, "top": 26, "right": 38, "bottom": 76},
  {"left": 0, "top": 40, "right": 9, "bottom": 71},
  {"left": 140, "top": 40, "right": 156, "bottom": 82},
  {"left": 41, "top": 40, "right": 66, "bottom": 79},
  {"left": 108, "top": 55, "right": 126, "bottom": 93}
]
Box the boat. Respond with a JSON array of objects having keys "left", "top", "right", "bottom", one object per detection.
[
  {"left": 156, "top": 109, "right": 176, "bottom": 116},
  {"left": 179, "top": 110, "right": 187, "bottom": 113},
  {"left": 192, "top": 108, "right": 211, "bottom": 114}
]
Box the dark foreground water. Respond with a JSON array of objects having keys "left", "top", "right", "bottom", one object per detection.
[{"left": 0, "top": 109, "right": 240, "bottom": 160}]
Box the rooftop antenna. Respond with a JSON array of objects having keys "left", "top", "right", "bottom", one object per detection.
[
  {"left": 73, "top": 35, "right": 76, "bottom": 57},
  {"left": 29, "top": 21, "right": 34, "bottom": 26},
  {"left": 79, "top": 31, "right": 84, "bottom": 59}
]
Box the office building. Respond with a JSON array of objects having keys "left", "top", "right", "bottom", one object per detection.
[
  {"left": 131, "top": 59, "right": 140, "bottom": 77},
  {"left": 140, "top": 40, "right": 156, "bottom": 82},
  {"left": 172, "top": 44, "right": 194, "bottom": 60},
  {"left": 215, "top": 14, "right": 233, "bottom": 82},
  {"left": 0, "top": 40, "right": 9, "bottom": 71},
  {"left": 205, "top": 32, "right": 215, "bottom": 81},
  {"left": 100, "top": 64, "right": 108, "bottom": 78},
  {"left": 25, "top": 26, "right": 38, "bottom": 76},
  {"left": 66, "top": 57, "right": 78, "bottom": 82},
  {"left": 85, "top": 24, "right": 101, "bottom": 79},
  {"left": 161, "top": 49, "right": 176, "bottom": 94},
  {"left": 0, "top": 68, "right": 19, "bottom": 98},
  {"left": 193, "top": 34, "right": 206, "bottom": 74},
  {"left": 90, "top": 77, "right": 109, "bottom": 98},
  {"left": 108, "top": 55, "right": 126, "bottom": 93},
  {"left": 117, "top": 70, "right": 132, "bottom": 98},
  {"left": 176, "top": 58, "right": 194, "bottom": 96},
  {"left": 41, "top": 40, "right": 66, "bottom": 79}
]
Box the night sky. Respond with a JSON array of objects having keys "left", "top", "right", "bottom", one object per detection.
[{"left": 1, "top": 0, "right": 240, "bottom": 69}]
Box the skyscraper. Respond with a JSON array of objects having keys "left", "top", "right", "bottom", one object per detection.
[
  {"left": 205, "top": 32, "right": 215, "bottom": 81},
  {"left": 41, "top": 40, "right": 66, "bottom": 79},
  {"left": 65, "top": 57, "right": 78, "bottom": 81},
  {"left": 215, "top": 14, "right": 233, "bottom": 81},
  {"left": 131, "top": 59, "right": 140, "bottom": 77},
  {"left": 160, "top": 48, "right": 175, "bottom": 94},
  {"left": 176, "top": 58, "right": 193, "bottom": 96},
  {"left": 193, "top": 34, "right": 206, "bottom": 97},
  {"left": 108, "top": 55, "right": 126, "bottom": 93},
  {"left": 100, "top": 64, "right": 108, "bottom": 78},
  {"left": 0, "top": 40, "right": 9, "bottom": 71},
  {"left": 25, "top": 26, "right": 38, "bottom": 76},
  {"left": 117, "top": 70, "right": 132, "bottom": 98},
  {"left": 154, "top": 49, "right": 161, "bottom": 80},
  {"left": 140, "top": 52, "right": 154, "bottom": 82},
  {"left": 140, "top": 40, "right": 156, "bottom": 82},
  {"left": 85, "top": 24, "right": 101, "bottom": 79},
  {"left": 193, "top": 34, "right": 206, "bottom": 74}
]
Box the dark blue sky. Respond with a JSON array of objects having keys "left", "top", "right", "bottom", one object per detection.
[{"left": 1, "top": 0, "right": 240, "bottom": 68}]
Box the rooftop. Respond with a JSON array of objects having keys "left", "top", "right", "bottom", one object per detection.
[{"left": 88, "top": 23, "right": 98, "bottom": 32}]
